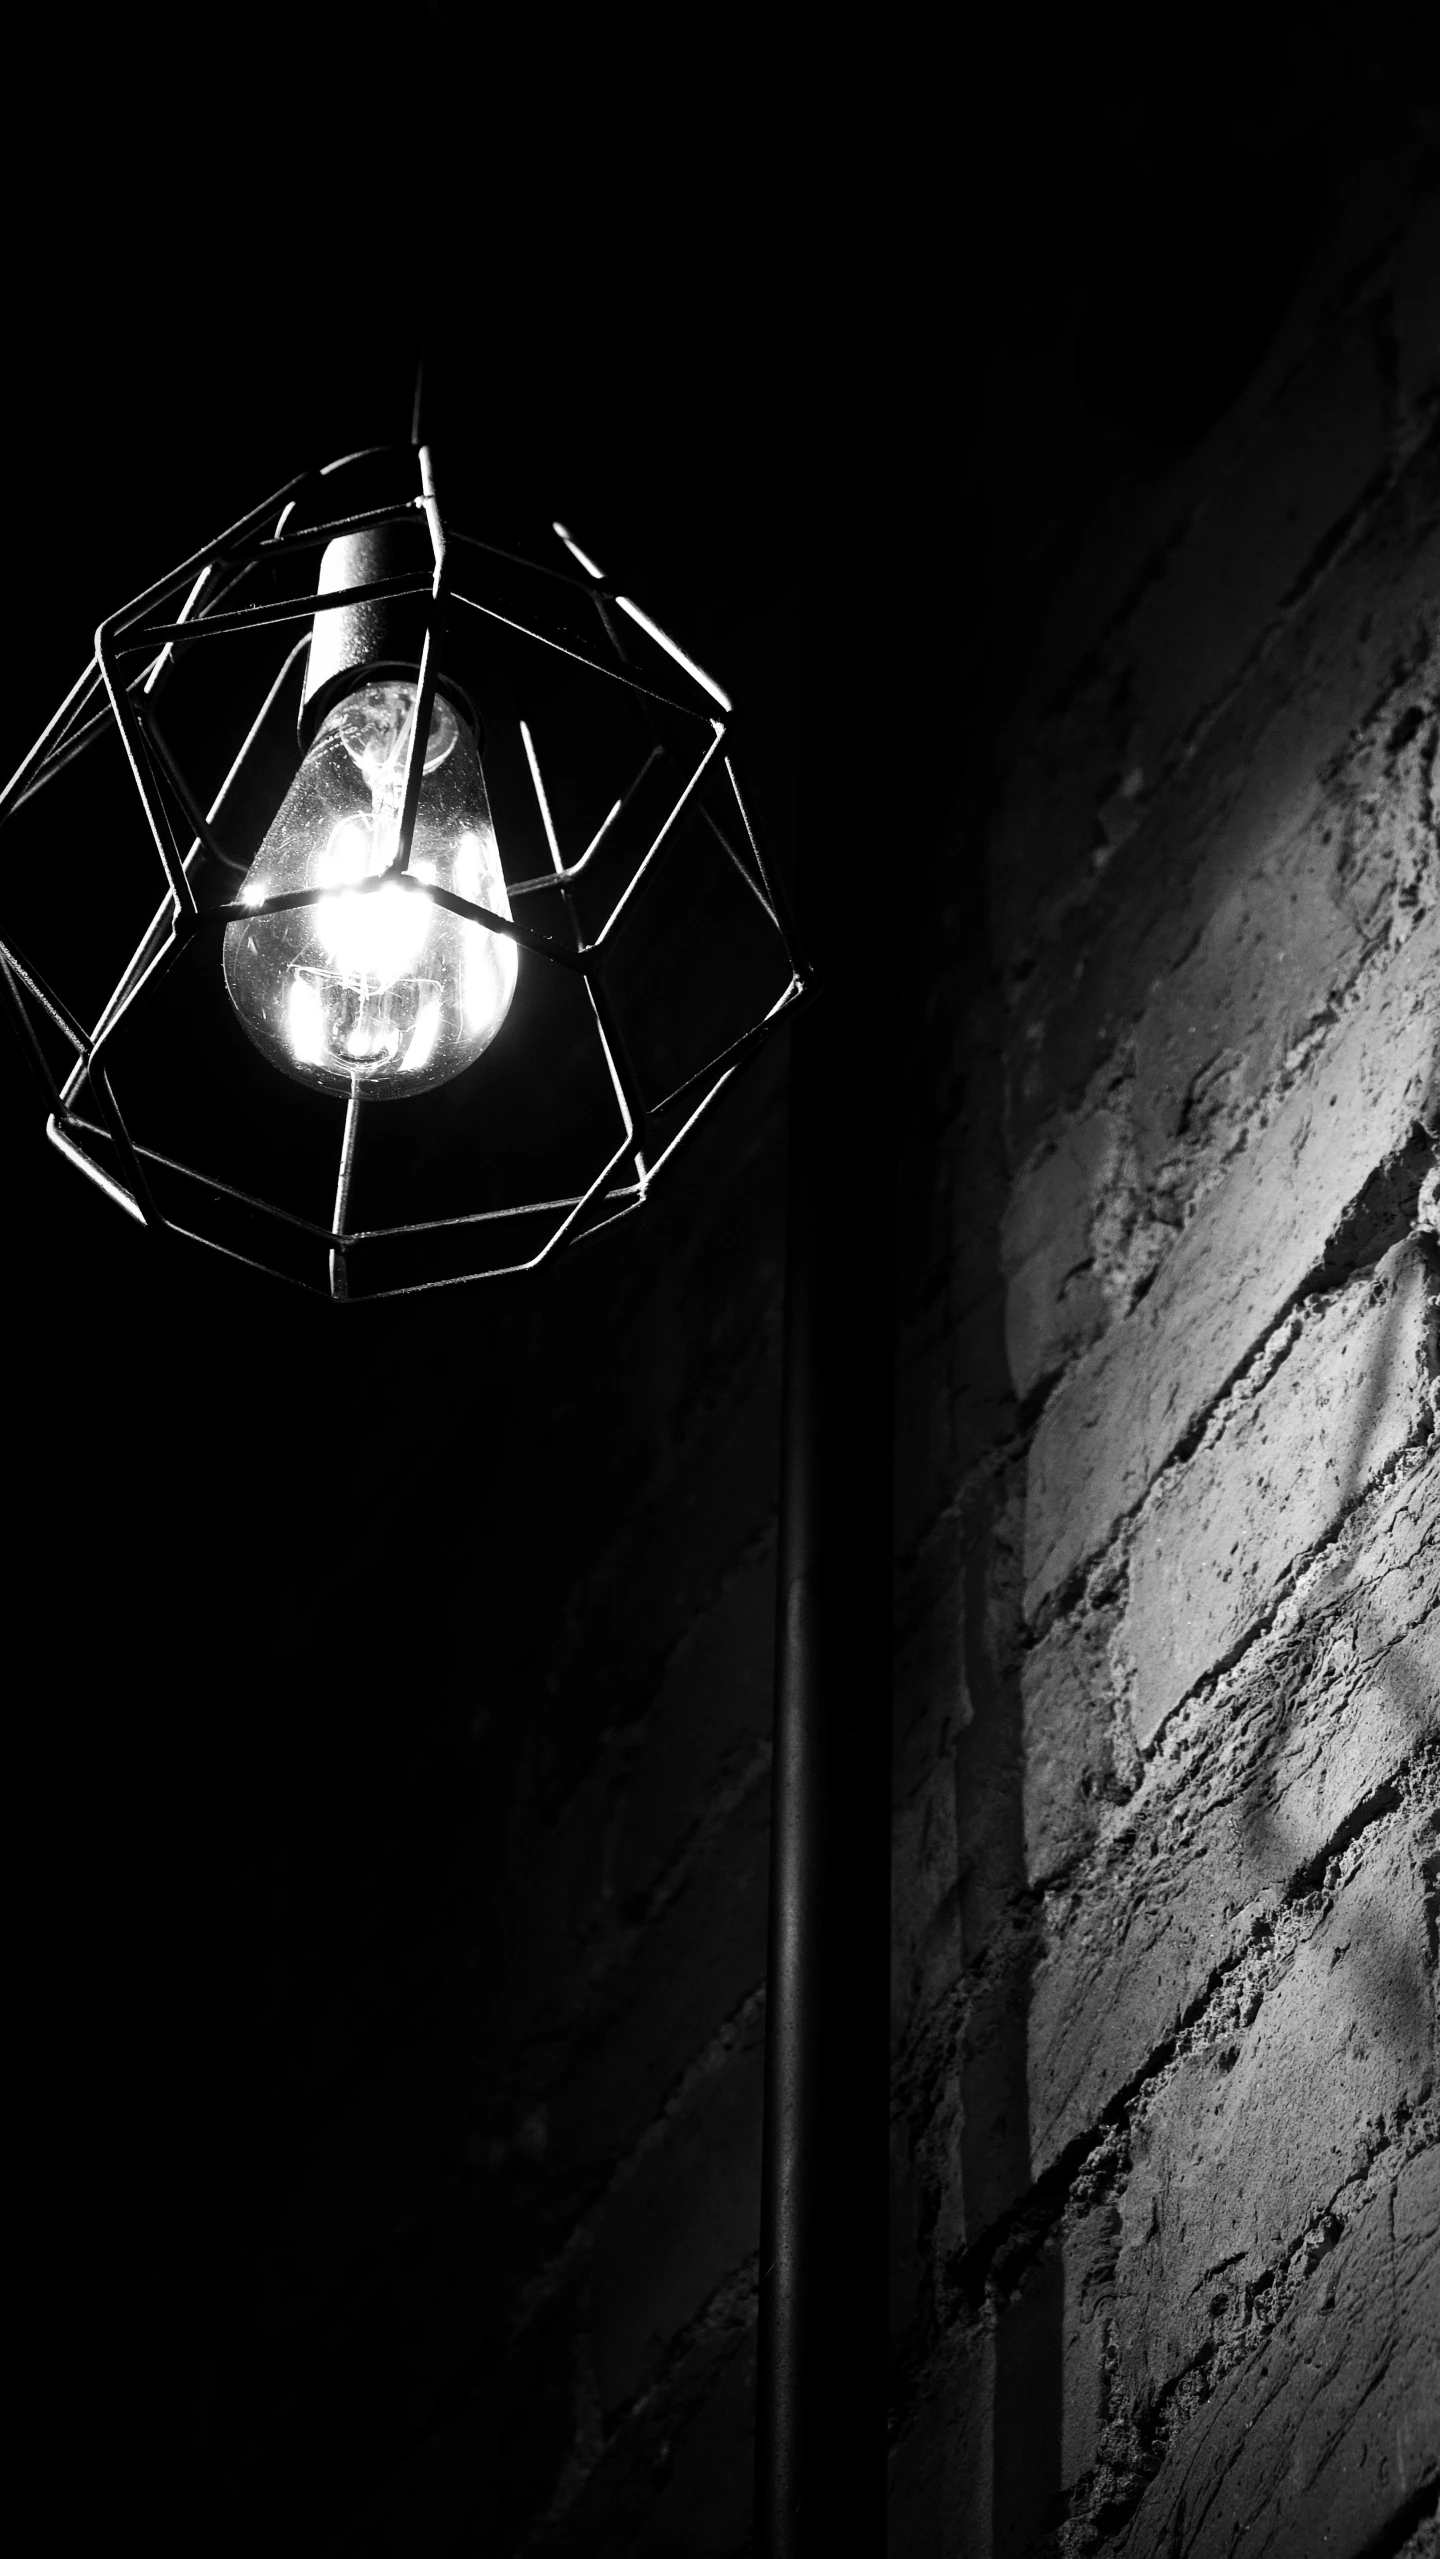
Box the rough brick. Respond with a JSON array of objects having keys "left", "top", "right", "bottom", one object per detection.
[
  {"left": 1007, "top": 454, "right": 1440, "bottom": 1162},
  {"left": 1115, "top": 1812, "right": 1435, "bottom": 2407},
  {"left": 1001, "top": 1109, "right": 1118, "bottom": 1402},
  {"left": 1021, "top": 1599, "right": 1120, "bottom": 1884},
  {"left": 590, "top": 2012, "right": 762, "bottom": 2415},
  {"left": 1024, "top": 910, "right": 1439, "bottom": 1618},
  {"left": 1061, "top": 2202, "right": 1121, "bottom": 2494},
  {"left": 1027, "top": 1458, "right": 1438, "bottom": 2172},
  {"left": 1130, "top": 658, "right": 1437, "bottom": 1201},
  {"left": 1127, "top": 1234, "right": 1438, "bottom": 1747},
  {"left": 1117, "top": 2142, "right": 1439, "bottom": 2559}
]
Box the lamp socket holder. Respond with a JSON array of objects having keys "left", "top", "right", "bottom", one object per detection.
[{"left": 297, "top": 517, "right": 479, "bottom": 752}]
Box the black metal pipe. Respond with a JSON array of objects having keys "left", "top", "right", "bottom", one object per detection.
[{"left": 755, "top": 639, "right": 894, "bottom": 2551}]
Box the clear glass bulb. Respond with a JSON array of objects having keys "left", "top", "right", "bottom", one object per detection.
[{"left": 222, "top": 679, "right": 519, "bottom": 1098}]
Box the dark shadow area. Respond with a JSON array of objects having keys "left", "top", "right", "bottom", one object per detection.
[
  {"left": 0, "top": 22, "right": 796, "bottom": 2555},
  {"left": 1074, "top": 41, "right": 1330, "bottom": 442}
]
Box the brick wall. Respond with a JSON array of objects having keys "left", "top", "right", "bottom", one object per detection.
[{"left": 888, "top": 69, "right": 1439, "bottom": 2559}]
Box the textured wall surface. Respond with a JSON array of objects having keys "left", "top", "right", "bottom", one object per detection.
[{"left": 888, "top": 85, "right": 1439, "bottom": 2559}]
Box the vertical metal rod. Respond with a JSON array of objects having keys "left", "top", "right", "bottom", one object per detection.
[
  {"left": 329, "top": 1086, "right": 362, "bottom": 1301},
  {"left": 755, "top": 664, "right": 894, "bottom": 2551},
  {"left": 384, "top": 442, "right": 447, "bottom": 884}
]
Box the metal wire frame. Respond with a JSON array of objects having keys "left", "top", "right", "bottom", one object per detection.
[{"left": 0, "top": 443, "right": 812, "bottom": 1302}]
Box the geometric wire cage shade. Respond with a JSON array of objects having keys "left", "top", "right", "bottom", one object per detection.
[{"left": 0, "top": 441, "right": 811, "bottom": 1302}]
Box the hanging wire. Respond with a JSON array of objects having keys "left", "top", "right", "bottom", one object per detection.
[{"left": 410, "top": 348, "right": 427, "bottom": 450}]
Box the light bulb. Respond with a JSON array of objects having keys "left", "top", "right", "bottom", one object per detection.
[{"left": 222, "top": 679, "right": 518, "bottom": 1098}]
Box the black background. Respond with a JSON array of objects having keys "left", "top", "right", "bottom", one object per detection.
[{"left": 2, "top": 9, "right": 807, "bottom": 2537}]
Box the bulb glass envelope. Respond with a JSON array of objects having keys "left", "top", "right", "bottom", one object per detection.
[{"left": 0, "top": 444, "right": 810, "bottom": 1300}]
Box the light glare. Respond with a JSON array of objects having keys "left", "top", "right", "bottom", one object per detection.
[{"left": 223, "top": 681, "right": 519, "bottom": 1101}]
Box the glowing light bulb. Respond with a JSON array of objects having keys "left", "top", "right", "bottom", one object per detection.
[{"left": 222, "top": 680, "right": 518, "bottom": 1097}]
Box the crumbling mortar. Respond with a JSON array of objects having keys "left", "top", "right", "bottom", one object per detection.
[
  {"left": 1015, "top": 1141, "right": 1437, "bottom": 1680},
  {"left": 1000, "top": 600, "right": 1437, "bottom": 1244},
  {"left": 1059, "top": 2104, "right": 1440, "bottom": 2556},
  {"left": 1418, "top": 709, "right": 1438, "bottom": 847},
  {"left": 1123, "top": 1674, "right": 1430, "bottom": 1936},
  {"left": 1062, "top": 1529, "right": 1434, "bottom": 1912},
  {"left": 926, "top": 1773, "right": 1433, "bottom": 2378},
  {"left": 1121, "top": 1429, "right": 1435, "bottom": 1768},
  {"left": 1007, "top": 884, "right": 1437, "bottom": 1439},
  {"left": 1347, "top": 606, "right": 1440, "bottom": 751},
  {"left": 1049, "top": 2086, "right": 1437, "bottom": 2553},
  {"left": 1142, "top": 1415, "right": 1436, "bottom": 1760},
  {"left": 893, "top": 1818, "right": 1435, "bottom": 2530}
]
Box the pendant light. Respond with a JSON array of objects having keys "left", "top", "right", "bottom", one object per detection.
[{"left": 0, "top": 438, "right": 808, "bottom": 1300}]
